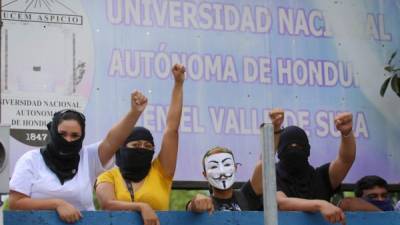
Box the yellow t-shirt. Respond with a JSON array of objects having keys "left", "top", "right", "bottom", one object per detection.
[{"left": 96, "top": 158, "right": 172, "bottom": 210}]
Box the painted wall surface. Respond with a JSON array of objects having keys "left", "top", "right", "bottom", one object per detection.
[
  {"left": 4, "top": 211, "right": 400, "bottom": 225},
  {"left": 1, "top": 0, "right": 400, "bottom": 182}
]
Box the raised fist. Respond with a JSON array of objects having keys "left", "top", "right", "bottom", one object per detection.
[
  {"left": 269, "top": 108, "right": 284, "bottom": 131},
  {"left": 334, "top": 112, "right": 353, "bottom": 136},
  {"left": 131, "top": 90, "right": 148, "bottom": 113},
  {"left": 171, "top": 64, "right": 185, "bottom": 84}
]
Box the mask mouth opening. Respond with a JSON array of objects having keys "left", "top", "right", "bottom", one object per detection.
[{"left": 211, "top": 173, "right": 234, "bottom": 181}]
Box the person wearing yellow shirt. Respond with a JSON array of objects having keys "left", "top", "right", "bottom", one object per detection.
[{"left": 95, "top": 64, "right": 185, "bottom": 225}]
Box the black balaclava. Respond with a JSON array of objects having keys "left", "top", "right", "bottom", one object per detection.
[
  {"left": 116, "top": 126, "right": 155, "bottom": 182},
  {"left": 276, "top": 126, "right": 315, "bottom": 198},
  {"left": 40, "top": 109, "right": 85, "bottom": 185},
  {"left": 277, "top": 126, "right": 311, "bottom": 175}
]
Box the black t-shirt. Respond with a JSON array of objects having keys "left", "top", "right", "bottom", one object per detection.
[
  {"left": 276, "top": 163, "right": 337, "bottom": 201},
  {"left": 212, "top": 181, "right": 263, "bottom": 211}
]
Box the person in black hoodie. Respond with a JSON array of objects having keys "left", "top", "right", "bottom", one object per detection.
[{"left": 270, "top": 108, "right": 355, "bottom": 225}]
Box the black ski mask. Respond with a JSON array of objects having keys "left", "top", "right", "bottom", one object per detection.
[
  {"left": 116, "top": 127, "right": 155, "bottom": 182},
  {"left": 277, "top": 126, "right": 311, "bottom": 175},
  {"left": 40, "top": 109, "right": 85, "bottom": 185}
]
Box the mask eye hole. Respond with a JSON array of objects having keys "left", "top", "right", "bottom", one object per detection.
[
  {"left": 58, "top": 131, "right": 81, "bottom": 141},
  {"left": 126, "top": 141, "right": 154, "bottom": 150},
  {"left": 143, "top": 142, "right": 154, "bottom": 150},
  {"left": 287, "top": 143, "right": 305, "bottom": 150}
]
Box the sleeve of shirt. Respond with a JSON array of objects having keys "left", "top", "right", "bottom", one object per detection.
[
  {"left": 317, "top": 163, "right": 340, "bottom": 195},
  {"left": 238, "top": 181, "right": 263, "bottom": 210},
  {"left": 86, "top": 141, "right": 115, "bottom": 185},
  {"left": 9, "top": 151, "right": 35, "bottom": 196},
  {"left": 96, "top": 169, "right": 115, "bottom": 187}
]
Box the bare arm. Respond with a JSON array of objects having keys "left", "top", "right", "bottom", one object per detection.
[
  {"left": 96, "top": 182, "right": 140, "bottom": 210},
  {"left": 277, "top": 191, "right": 325, "bottom": 211},
  {"left": 329, "top": 112, "right": 356, "bottom": 189},
  {"left": 277, "top": 191, "right": 345, "bottom": 224},
  {"left": 10, "top": 190, "right": 63, "bottom": 210},
  {"left": 9, "top": 190, "right": 82, "bottom": 223},
  {"left": 96, "top": 182, "right": 159, "bottom": 225},
  {"left": 158, "top": 64, "right": 185, "bottom": 178},
  {"left": 338, "top": 197, "right": 381, "bottom": 211},
  {"left": 250, "top": 161, "right": 263, "bottom": 195},
  {"left": 98, "top": 91, "right": 148, "bottom": 166}
]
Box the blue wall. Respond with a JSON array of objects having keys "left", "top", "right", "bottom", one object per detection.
[{"left": 4, "top": 211, "right": 400, "bottom": 225}]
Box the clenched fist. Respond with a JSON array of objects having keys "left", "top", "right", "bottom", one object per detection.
[
  {"left": 172, "top": 64, "right": 185, "bottom": 84},
  {"left": 269, "top": 108, "right": 284, "bottom": 131},
  {"left": 131, "top": 91, "right": 148, "bottom": 113},
  {"left": 334, "top": 112, "right": 353, "bottom": 137},
  {"left": 188, "top": 194, "right": 214, "bottom": 214}
]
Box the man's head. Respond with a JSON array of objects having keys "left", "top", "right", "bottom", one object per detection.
[
  {"left": 202, "top": 147, "right": 236, "bottom": 190},
  {"left": 355, "top": 175, "right": 393, "bottom": 211},
  {"left": 277, "top": 126, "right": 311, "bottom": 174},
  {"left": 116, "top": 126, "right": 155, "bottom": 182},
  {"left": 355, "top": 175, "right": 389, "bottom": 199}
]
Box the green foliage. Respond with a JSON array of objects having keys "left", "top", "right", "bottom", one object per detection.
[
  {"left": 169, "top": 189, "right": 209, "bottom": 210},
  {"left": 381, "top": 51, "right": 400, "bottom": 98},
  {"left": 343, "top": 191, "right": 355, "bottom": 198},
  {"left": 93, "top": 191, "right": 100, "bottom": 210},
  {"left": 2, "top": 197, "right": 9, "bottom": 210}
]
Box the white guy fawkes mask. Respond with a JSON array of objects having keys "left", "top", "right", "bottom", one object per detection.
[{"left": 204, "top": 152, "right": 236, "bottom": 190}]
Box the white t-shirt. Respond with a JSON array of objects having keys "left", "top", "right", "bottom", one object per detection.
[{"left": 10, "top": 142, "right": 112, "bottom": 210}]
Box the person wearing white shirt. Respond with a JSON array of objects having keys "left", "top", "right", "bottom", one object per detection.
[{"left": 9, "top": 91, "right": 148, "bottom": 224}]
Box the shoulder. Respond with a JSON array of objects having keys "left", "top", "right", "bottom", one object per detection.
[
  {"left": 16, "top": 149, "right": 43, "bottom": 167},
  {"left": 315, "top": 163, "right": 330, "bottom": 176},
  {"left": 96, "top": 167, "right": 120, "bottom": 185},
  {"left": 20, "top": 148, "right": 41, "bottom": 159},
  {"left": 80, "top": 141, "right": 102, "bottom": 162},
  {"left": 98, "top": 167, "right": 120, "bottom": 179},
  {"left": 82, "top": 141, "right": 101, "bottom": 154}
]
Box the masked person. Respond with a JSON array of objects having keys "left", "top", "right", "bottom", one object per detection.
[
  {"left": 269, "top": 109, "right": 356, "bottom": 225},
  {"left": 186, "top": 147, "right": 263, "bottom": 213},
  {"left": 9, "top": 91, "right": 148, "bottom": 224},
  {"left": 95, "top": 64, "right": 185, "bottom": 225},
  {"left": 339, "top": 175, "right": 394, "bottom": 211}
]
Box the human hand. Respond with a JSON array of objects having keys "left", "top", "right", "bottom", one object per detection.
[
  {"left": 131, "top": 90, "right": 148, "bottom": 113},
  {"left": 334, "top": 112, "right": 353, "bottom": 136},
  {"left": 55, "top": 200, "right": 83, "bottom": 224},
  {"left": 171, "top": 64, "right": 185, "bottom": 84},
  {"left": 139, "top": 203, "right": 160, "bottom": 225},
  {"left": 269, "top": 108, "right": 284, "bottom": 131},
  {"left": 319, "top": 200, "right": 346, "bottom": 225},
  {"left": 189, "top": 194, "right": 214, "bottom": 214}
]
